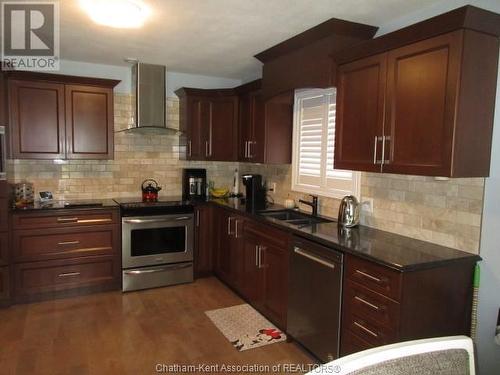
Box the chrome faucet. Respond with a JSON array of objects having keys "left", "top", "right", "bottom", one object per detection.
[{"left": 299, "top": 195, "right": 318, "bottom": 216}]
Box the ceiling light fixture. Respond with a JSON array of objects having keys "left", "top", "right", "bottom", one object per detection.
[{"left": 79, "top": 0, "right": 151, "bottom": 29}]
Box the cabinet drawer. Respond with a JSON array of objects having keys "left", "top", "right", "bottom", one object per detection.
[
  {"left": 14, "top": 255, "right": 119, "bottom": 298},
  {"left": 244, "top": 220, "right": 289, "bottom": 248},
  {"left": 0, "top": 232, "right": 8, "bottom": 265},
  {"left": 13, "top": 209, "right": 119, "bottom": 229},
  {"left": 344, "top": 279, "right": 400, "bottom": 329},
  {"left": 0, "top": 266, "right": 9, "bottom": 301},
  {"left": 343, "top": 313, "right": 398, "bottom": 346},
  {"left": 345, "top": 255, "right": 402, "bottom": 300},
  {"left": 13, "top": 226, "right": 117, "bottom": 262},
  {"left": 0, "top": 198, "right": 7, "bottom": 231},
  {"left": 341, "top": 329, "right": 373, "bottom": 356}
]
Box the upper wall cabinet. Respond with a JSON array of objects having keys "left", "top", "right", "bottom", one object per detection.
[
  {"left": 176, "top": 88, "right": 239, "bottom": 162},
  {"left": 254, "top": 18, "right": 377, "bottom": 99},
  {"left": 7, "top": 72, "right": 119, "bottom": 160},
  {"left": 236, "top": 80, "right": 293, "bottom": 164},
  {"left": 335, "top": 6, "right": 500, "bottom": 177}
]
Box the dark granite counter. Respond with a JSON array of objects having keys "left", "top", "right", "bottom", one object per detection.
[
  {"left": 208, "top": 198, "right": 481, "bottom": 272},
  {"left": 11, "top": 199, "right": 119, "bottom": 212}
]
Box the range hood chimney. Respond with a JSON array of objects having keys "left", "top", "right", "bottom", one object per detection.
[{"left": 118, "top": 62, "right": 180, "bottom": 134}]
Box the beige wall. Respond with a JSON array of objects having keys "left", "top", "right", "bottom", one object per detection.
[{"left": 9, "top": 94, "right": 484, "bottom": 254}]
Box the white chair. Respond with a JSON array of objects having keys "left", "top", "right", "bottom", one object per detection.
[{"left": 308, "top": 336, "right": 475, "bottom": 375}]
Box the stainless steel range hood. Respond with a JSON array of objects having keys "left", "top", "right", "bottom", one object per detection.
[{"left": 118, "top": 62, "right": 180, "bottom": 134}]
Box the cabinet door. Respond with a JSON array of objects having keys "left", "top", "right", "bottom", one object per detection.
[
  {"left": 261, "top": 242, "right": 288, "bottom": 329},
  {"left": 0, "top": 266, "right": 9, "bottom": 302},
  {"left": 214, "top": 209, "right": 234, "bottom": 284},
  {"left": 188, "top": 98, "right": 211, "bottom": 160},
  {"left": 194, "top": 205, "right": 213, "bottom": 277},
  {"left": 263, "top": 92, "right": 293, "bottom": 164},
  {"left": 382, "top": 32, "right": 462, "bottom": 176},
  {"left": 335, "top": 54, "right": 387, "bottom": 172},
  {"left": 65, "top": 85, "right": 114, "bottom": 159},
  {"left": 238, "top": 93, "right": 253, "bottom": 161},
  {"left": 250, "top": 94, "right": 266, "bottom": 163},
  {"left": 9, "top": 80, "right": 65, "bottom": 159},
  {"left": 207, "top": 97, "right": 238, "bottom": 161},
  {"left": 240, "top": 233, "right": 264, "bottom": 308}
]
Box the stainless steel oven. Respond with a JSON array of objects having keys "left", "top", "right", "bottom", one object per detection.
[
  {"left": 0, "top": 126, "right": 6, "bottom": 180},
  {"left": 121, "top": 212, "right": 194, "bottom": 291}
]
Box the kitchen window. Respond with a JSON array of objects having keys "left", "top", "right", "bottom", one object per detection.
[{"left": 292, "top": 88, "right": 360, "bottom": 199}]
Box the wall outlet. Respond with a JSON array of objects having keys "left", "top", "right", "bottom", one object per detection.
[
  {"left": 268, "top": 182, "right": 277, "bottom": 194},
  {"left": 361, "top": 198, "right": 374, "bottom": 214}
]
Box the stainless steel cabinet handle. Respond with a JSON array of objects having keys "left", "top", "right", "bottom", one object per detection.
[
  {"left": 258, "top": 245, "right": 266, "bottom": 268},
  {"left": 174, "top": 216, "right": 191, "bottom": 221},
  {"left": 373, "top": 136, "right": 384, "bottom": 165},
  {"left": 354, "top": 295, "right": 380, "bottom": 311},
  {"left": 0, "top": 126, "right": 6, "bottom": 180},
  {"left": 373, "top": 136, "right": 378, "bottom": 165},
  {"left": 294, "top": 247, "right": 335, "bottom": 269},
  {"left": 382, "top": 135, "right": 391, "bottom": 165},
  {"left": 355, "top": 269, "right": 382, "bottom": 283},
  {"left": 244, "top": 141, "right": 249, "bottom": 158},
  {"left": 188, "top": 140, "right": 192, "bottom": 157},
  {"left": 76, "top": 218, "right": 112, "bottom": 224},
  {"left": 58, "top": 272, "right": 80, "bottom": 278},
  {"left": 234, "top": 219, "right": 241, "bottom": 238},
  {"left": 57, "top": 217, "right": 79, "bottom": 223},
  {"left": 57, "top": 240, "right": 80, "bottom": 246},
  {"left": 205, "top": 141, "right": 209, "bottom": 157},
  {"left": 227, "top": 217, "right": 234, "bottom": 235},
  {"left": 196, "top": 210, "right": 200, "bottom": 227},
  {"left": 248, "top": 141, "right": 254, "bottom": 159},
  {"left": 354, "top": 321, "right": 379, "bottom": 338},
  {"left": 255, "top": 245, "right": 259, "bottom": 267}
]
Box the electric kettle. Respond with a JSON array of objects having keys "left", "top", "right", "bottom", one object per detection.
[{"left": 338, "top": 195, "right": 360, "bottom": 227}]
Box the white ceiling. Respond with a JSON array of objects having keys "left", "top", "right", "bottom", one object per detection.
[{"left": 60, "top": 0, "right": 443, "bottom": 80}]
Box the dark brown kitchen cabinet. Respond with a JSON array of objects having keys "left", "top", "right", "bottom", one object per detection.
[
  {"left": 65, "top": 85, "right": 114, "bottom": 159},
  {"left": 176, "top": 88, "right": 238, "bottom": 162},
  {"left": 7, "top": 72, "right": 119, "bottom": 160},
  {"left": 242, "top": 220, "right": 289, "bottom": 329},
  {"left": 341, "top": 254, "right": 476, "bottom": 356},
  {"left": 0, "top": 181, "right": 10, "bottom": 307},
  {"left": 236, "top": 80, "right": 293, "bottom": 164},
  {"left": 335, "top": 54, "right": 386, "bottom": 172},
  {"left": 9, "top": 80, "right": 66, "bottom": 159},
  {"left": 194, "top": 204, "right": 214, "bottom": 278},
  {"left": 12, "top": 208, "right": 121, "bottom": 303},
  {"left": 335, "top": 26, "right": 499, "bottom": 177}
]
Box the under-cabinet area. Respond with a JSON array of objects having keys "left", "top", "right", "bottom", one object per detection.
[{"left": 1, "top": 2, "right": 499, "bottom": 375}]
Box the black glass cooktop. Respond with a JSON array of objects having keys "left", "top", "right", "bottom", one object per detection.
[{"left": 113, "top": 197, "right": 194, "bottom": 216}]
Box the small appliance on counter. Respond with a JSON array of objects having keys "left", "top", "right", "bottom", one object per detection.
[
  {"left": 182, "top": 168, "right": 206, "bottom": 201},
  {"left": 14, "top": 181, "right": 35, "bottom": 209},
  {"left": 338, "top": 195, "right": 360, "bottom": 227},
  {"left": 242, "top": 174, "right": 267, "bottom": 211},
  {"left": 141, "top": 179, "right": 162, "bottom": 202}
]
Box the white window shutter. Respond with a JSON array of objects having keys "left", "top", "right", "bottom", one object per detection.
[{"left": 292, "top": 88, "right": 360, "bottom": 199}]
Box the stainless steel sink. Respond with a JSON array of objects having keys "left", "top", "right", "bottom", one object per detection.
[{"left": 258, "top": 209, "right": 332, "bottom": 226}]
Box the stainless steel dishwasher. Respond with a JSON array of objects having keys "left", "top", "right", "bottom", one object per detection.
[{"left": 288, "top": 235, "right": 343, "bottom": 363}]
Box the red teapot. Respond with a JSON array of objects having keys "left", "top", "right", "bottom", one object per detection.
[{"left": 141, "top": 179, "right": 162, "bottom": 202}]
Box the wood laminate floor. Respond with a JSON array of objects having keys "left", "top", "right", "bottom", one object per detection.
[{"left": 0, "top": 277, "right": 315, "bottom": 374}]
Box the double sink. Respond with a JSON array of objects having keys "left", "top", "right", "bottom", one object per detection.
[{"left": 258, "top": 209, "right": 333, "bottom": 227}]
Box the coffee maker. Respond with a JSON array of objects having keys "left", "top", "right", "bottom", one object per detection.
[
  {"left": 182, "top": 169, "right": 207, "bottom": 201},
  {"left": 242, "top": 174, "right": 267, "bottom": 211}
]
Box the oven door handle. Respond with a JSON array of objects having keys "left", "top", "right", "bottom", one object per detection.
[
  {"left": 124, "top": 263, "right": 192, "bottom": 275},
  {"left": 123, "top": 217, "right": 191, "bottom": 224}
]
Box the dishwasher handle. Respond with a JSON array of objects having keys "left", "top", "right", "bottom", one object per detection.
[{"left": 294, "top": 247, "right": 336, "bottom": 269}]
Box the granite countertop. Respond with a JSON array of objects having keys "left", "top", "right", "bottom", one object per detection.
[
  {"left": 11, "top": 199, "right": 119, "bottom": 212},
  {"left": 208, "top": 198, "right": 481, "bottom": 272}
]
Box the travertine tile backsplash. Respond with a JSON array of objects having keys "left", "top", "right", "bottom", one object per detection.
[{"left": 9, "top": 94, "right": 484, "bottom": 254}]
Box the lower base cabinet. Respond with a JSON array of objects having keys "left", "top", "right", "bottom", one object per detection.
[
  {"left": 11, "top": 208, "right": 121, "bottom": 303},
  {"left": 0, "top": 266, "right": 9, "bottom": 305},
  {"left": 213, "top": 206, "right": 289, "bottom": 330},
  {"left": 194, "top": 205, "right": 214, "bottom": 277}
]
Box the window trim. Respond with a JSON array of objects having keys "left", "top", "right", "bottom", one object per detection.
[{"left": 291, "top": 88, "right": 360, "bottom": 200}]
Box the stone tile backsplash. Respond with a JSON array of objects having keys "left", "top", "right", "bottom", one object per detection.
[{"left": 9, "top": 94, "right": 485, "bottom": 254}]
